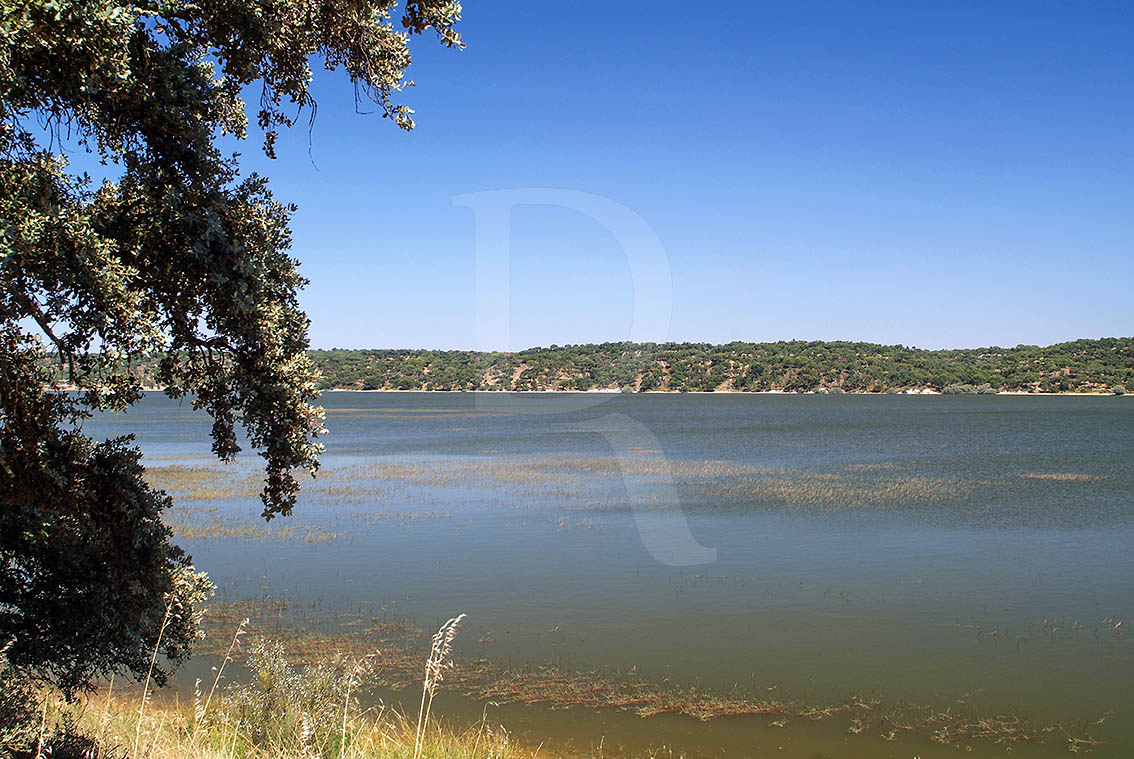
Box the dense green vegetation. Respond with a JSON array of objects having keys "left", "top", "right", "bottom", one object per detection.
[
  {"left": 304, "top": 338, "right": 1134, "bottom": 393},
  {"left": 54, "top": 338, "right": 1134, "bottom": 394}
]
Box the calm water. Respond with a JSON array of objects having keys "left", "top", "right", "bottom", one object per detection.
[{"left": 87, "top": 392, "right": 1134, "bottom": 758}]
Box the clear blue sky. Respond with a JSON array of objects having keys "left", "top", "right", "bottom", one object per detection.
[{"left": 239, "top": 1, "right": 1133, "bottom": 350}]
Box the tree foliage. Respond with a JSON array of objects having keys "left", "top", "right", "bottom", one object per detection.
[
  {"left": 1, "top": 0, "right": 461, "bottom": 695},
  {"left": 300, "top": 338, "right": 1134, "bottom": 394}
]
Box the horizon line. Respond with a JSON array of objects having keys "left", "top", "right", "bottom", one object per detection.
[{"left": 307, "top": 336, "right": 1132, "bottom": 354}]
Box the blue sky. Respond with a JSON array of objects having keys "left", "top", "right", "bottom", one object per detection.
[{"left": 222, "top": 2, "right": 1132, "bottom": 349}]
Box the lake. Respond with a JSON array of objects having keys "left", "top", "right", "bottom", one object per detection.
[{"left": 87, "top": 392, "right": 1134, "bottom": 758}]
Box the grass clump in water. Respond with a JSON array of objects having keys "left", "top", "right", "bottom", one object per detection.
[
  {"left": 145, "top": 466, "right": 262, "bottom": 501},
  {"left": 1020, "top": 472, "right": 1104, "bottom": 483}
]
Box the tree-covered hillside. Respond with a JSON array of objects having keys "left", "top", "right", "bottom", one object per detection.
[
  {"left": 59, "top": 338, "right": 1132, "bottom": 394},
  {"left": 303, "top": 339, "right": 1133, "bottom": 394}
]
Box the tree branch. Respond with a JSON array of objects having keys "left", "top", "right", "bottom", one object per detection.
[{"left": 6, "top": 286, "right": 76, "bottom": 382}]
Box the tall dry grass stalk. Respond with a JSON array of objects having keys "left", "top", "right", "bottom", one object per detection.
[
  {"left": 413, "top": 614, "right": 466, "bottom": 759},
  {"left": 198, "top": 616, "right": 249, "bottom": 728},
  {"left": 134, "top": 596, "right": 174, "bottom": 758},
  {"left": 341, "top": 650, "right": 379, "bottom": 759},
  {"left": 95, "top": 674, "right": 114, "bottom": 759},
  {"left": 33, "top": 695, "right": 47, "bottom": 759}
]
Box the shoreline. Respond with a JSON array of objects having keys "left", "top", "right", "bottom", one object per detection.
[
  {"left": 89, "top": 386, "right": 1129, "bottom": 397},
  {"left": 314, "top": 388, "right": 1124, "bottom": 397}
]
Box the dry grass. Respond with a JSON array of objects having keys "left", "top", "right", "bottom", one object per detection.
[
  {"left": 35, "top": 615, "right": 527, "bottom": 759},
  {"left": 415, "top": 615, "right": 466, "bottom": 759},
  {"left": 43, "top": 688, "right": 524, "bottom": 759}
]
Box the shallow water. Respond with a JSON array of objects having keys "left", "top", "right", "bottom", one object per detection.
[{"left": 87, "top": 392, "right": 1134, "bottom": 757}]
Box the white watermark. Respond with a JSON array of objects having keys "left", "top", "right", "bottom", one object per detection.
[{"left": 453, "top": 188, "right": 715, "bottom": 566}]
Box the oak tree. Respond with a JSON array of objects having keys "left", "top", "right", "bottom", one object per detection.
[{"left": 0, "top": 0, "right": 461, "bottom": 695}]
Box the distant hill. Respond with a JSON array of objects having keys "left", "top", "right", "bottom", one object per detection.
[
  {"left": 58, "top": 339, "right": 1132, "bottom": 395},
  {"left": 304, "top": 338, "right": 1133, "bottom": 394}
]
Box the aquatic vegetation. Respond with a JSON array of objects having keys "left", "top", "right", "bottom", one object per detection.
[
  {"left": 1020, "top": 473, "right": 1105, "bottom": 482},
  {"left": 556, "top": 517, "right": 602, "bottom": 531},
  {"left": 145, "top": 465, "right": 263, "bottom": 500},
  {"left": 844, "top": 462, "right": 903, "bottom": 472},
  {"left": 956, "top": 612, "right": 1132, "bottom": 658},
  {"left": 163, "top": 493, "right": 451, "bottom": 543},
  {"left": 307, "top": 483, "right": 395, "bottom": 504},
  {"left": 199, "top": 600, "right": 427, "bottom": 663},
  {"left": 150, "top": 452, "right": 1120, "bottom": 525},
  {"left": 191, "top": 598, "right": 1108, "bottom": 754},
  {"left": 700, "top": 473, "right": 968, "bottom": 509},
  {"left": 171, "top": 520, "right": 341, "bottom": 543},
  {"left": 276, "top": 455, "right": 968, "bottom": 515},
  {"left": 1032, "top": 615, "right": 1129, "bottom": 642},
  {"left": 348, "top": 511, "right": 452, "bottom": 525},
  {"left": 151, "top": 450, "right": 1120, "bottom": 549}
]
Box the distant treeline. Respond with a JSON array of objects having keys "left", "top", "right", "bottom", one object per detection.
[
  {"left": 62, "top": 339, "right": 1131, "bottom": 395},
  {"left": 301, "top": 339, "right": 1133, "bottom": 394}
]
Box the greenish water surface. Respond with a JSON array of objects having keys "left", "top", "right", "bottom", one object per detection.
[{"left": 88, "top": 392, "right": 1134, "bottom": 758}]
